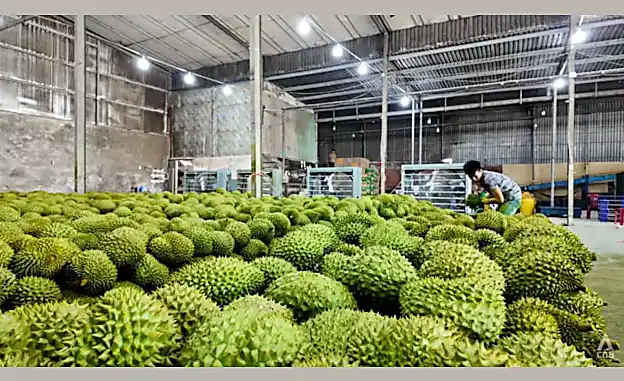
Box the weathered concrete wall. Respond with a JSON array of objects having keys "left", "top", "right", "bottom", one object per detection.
[
  {"left": 0, "top": 111, "right": 168, "bottom": 193},
  {"left": 0, "top": 16, "right": 171, "bottom": 193},
  {"left": 171, "top": 81, "right": 317, "bottom": 163}
]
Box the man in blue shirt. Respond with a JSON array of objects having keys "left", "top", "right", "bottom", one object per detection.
[{"left": 463, "top": 160, "right": 523, "bottom": 216}]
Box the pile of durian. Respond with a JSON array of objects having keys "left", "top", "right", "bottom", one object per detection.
[{"left": 0, "top": 189, "right": 617, "bottom": 367}]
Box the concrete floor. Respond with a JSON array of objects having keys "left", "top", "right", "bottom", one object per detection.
[
  {"left": 553, "top": 218, "right": 624, "bottom": 365},
  {"left": 552, "top": 217, "right": 624, "bottom": 255}
]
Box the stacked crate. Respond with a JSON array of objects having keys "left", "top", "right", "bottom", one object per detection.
[
  {"left": 334, "top": 157, "right": 379, "bottom": 196},
  {"left": 362, "top": 167, "right": 379, "bottom": 195}
]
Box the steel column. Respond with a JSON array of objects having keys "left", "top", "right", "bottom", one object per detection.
[
  {"left": 550, "top": 88, "right": 558, "bottom": 208},
  {"left": 566, "top": 16, "right": 580, "bottom": 226},
  {"left": 410, "top": 98, "right": 415, "bottom": 164},
  {"left": 418, "top": 97, "right": 423, "bottom": 164},
  {"left": 380, "top": 33, "right": 389, "bottom": 194},
  {"left": 73, "top": 15, "right": 87, "bottom": 193},
  {"left": 251, "top": 15, "right": 263, "bottom": 199},
  {"left": 315, "top": 87, "right": 624, "bottom": 123}
]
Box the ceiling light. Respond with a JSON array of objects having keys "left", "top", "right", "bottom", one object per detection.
[
  {"left": 297, "top": 19, "right": 311, "bottom": 35},
  {"left": 553, "top": 77, "right": 566, "bottom": 89},
  {"left": 183, "top": 72, "right": 195, "bottom": 85},
  {"left": 427, "top": 117, "right": 432, "bottom": 125},
  {"left": 400, "top": 96, "right": 411, "bottom": 107},
  {"left": 137, "top": 56, "right": 150, "bottom": 71},
  {"left": 332, "top": 44, "right": 343, "bottom": 58},
  {"left": 222, "top": 85, "right": 232, "bottom": 95},
  {"left": 570, "top": 29, "right": 587, "bottom": 45},
  {"left": 357, "top": 63, "right": 368, "bottom": 76}
]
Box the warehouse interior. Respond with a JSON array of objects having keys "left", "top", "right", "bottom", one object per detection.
[
  {"left": 2, "top": 15, "right": 624, "bottom": 211},
  {"left": 0, "top": 14, "right": 623, "bottom": 367}
]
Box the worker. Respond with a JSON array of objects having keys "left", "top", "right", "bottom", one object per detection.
[
  {"left": 328, "top": 149, "right": 337, "bottom": 167},
  {"left": 463, "top": 160, "right": 522, "bottom": 216}
]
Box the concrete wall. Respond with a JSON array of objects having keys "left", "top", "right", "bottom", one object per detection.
[
  {"left": 0, "top": 112, "right": 168, "bottom": 193},
  {"left": 171, "top": 81, "right": 317, "bottom": 164},
  {"left": 0, "top": 16, "right": 170, "bottom": 192}
]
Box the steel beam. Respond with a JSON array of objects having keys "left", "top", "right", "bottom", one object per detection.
[
  {"left": 396, "top": 68, "right": 624, "bottom": 99},
  {"left": 299, "top": 88, "right": 379, "bottom": 102},
  {"left": 282, "top": 46, "right": 564, "bottom": 92},
  {"left": 284, "top": 73, "right": 382, "bottom": 92},
  {"left": 266, "top": 59, "right": 383, "bottom": 81},
  {"left": 202, "top": 15, "right": 249, "bottom": 50},
  {"left": 309, "top": 74, "right": 624, "bottom": 113},
  {"left": 299, "top": 52, "right": 624, "bottom": 103},
  {"left": 402, "top": 63, "right": 558, "bottom": 84},
  {"left": 316, "top": 88, "right": 624, "bottom": 123},
  {"left": 370, "top": 15, "right": 393, "bottom": 34},
  {"left": 283, "top": 38, "right": 624, "bottom": 93}
]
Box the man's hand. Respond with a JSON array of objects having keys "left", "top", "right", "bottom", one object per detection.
[
  {"left": 478, "top": 192, "right": 499, "bottom": 205},
  {"left": 483, "top": 197, "right": 500, "bottom": 205},
  {"left": 489, "top": 187, "right": 506, "bottom": 204}
]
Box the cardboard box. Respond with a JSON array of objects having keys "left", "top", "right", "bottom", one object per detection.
[{"left": 335, "top": 157, "right": 370, "bottom": 168}]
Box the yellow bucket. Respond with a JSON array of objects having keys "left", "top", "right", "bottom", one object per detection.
[{"left": 519, "top": 192, "right": 536, "bottom": 216}]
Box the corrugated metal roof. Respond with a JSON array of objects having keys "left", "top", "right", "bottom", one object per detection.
[
  {"left": 53, "top": 14, "right": 624, "bottom": 108},
  {"left": 268, "top": 18, "right": 624, "bottom": 107},
  {"left": 83, "top": 15, "right": 462, "bottom": 71}
]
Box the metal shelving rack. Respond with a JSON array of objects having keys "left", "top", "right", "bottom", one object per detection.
[
  {"left": 306, "top": 166, "right": 362, "bottom": 199},
  {"left": 400, "top": 163, "right": 472, "bottom": 213}
]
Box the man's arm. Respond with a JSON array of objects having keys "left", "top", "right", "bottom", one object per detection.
[{"left": 484, "top": 187, "right": 505, "bottom": 204}]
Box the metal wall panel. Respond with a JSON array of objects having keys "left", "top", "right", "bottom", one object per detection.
[
  {"left": 320, "top": 118, "right": 443, "bottom": 164},
  {"left": 533, "top": 97, "right": 624, "bottom": 164},
  {"left": 318, "top": 96, "right": 624, "bottom": 166},
  {"left": 441, "top": 114, "right": 533, "bottom": 165}
]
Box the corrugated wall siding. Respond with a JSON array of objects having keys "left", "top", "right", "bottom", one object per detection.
[
  {"left": 318, "top": 96, "right": 624, "bottom": 166},
  {"left": 533, "top": 97, "right": 624, "bottom": 163},
  {"left": 171, "top": 83, "right": 317, "bottom": 163}
]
